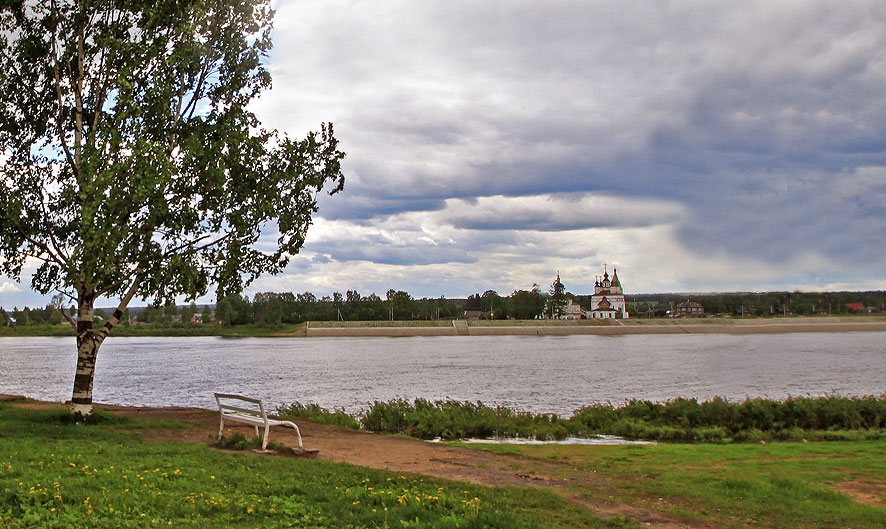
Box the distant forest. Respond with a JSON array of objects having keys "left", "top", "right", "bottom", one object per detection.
[{"left": 2, "top": 289, "right": 884, "bottom": 326}]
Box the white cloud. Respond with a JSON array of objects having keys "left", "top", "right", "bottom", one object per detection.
[{"left": 0, "top": 281, "right": 22, "bottom": 293}]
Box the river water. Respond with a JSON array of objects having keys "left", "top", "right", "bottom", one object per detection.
[{"left": 1, "top": 333, "right": 884, "bottom": 415}]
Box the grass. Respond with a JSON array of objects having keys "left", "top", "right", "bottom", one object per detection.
[
  {"left": 278, "top": 395, "right": 886, "bottom": 443},
  {"left": 0, "top": 402, "right": 621, "bottom": 528},
  {"left": 213, "top": 432, "right": 289, "bottom": 452},
  {"left": 467, "top": 440, "right": 886, "bottom": 529},
  {"left": 0, "top": 323, "right": 308, "bottom": 338}
]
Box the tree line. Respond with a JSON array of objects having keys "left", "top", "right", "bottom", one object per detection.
[
  {"left": 633, "top": 291, "right": 886, "bottom": 317},
  {"left": 3, "top": 288, "right": 883, "bottom": 327},
  {"left": 211, "top": 287, "right": 553, "bottom": 325}
]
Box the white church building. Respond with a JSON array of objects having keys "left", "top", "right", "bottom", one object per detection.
[{"left": 588, "top": 266, "right": 629, "bottom": 319}]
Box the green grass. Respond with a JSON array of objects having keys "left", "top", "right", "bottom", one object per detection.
[
  {"left": 0, "top": 403, "right": 620, "bottom": 528},
  {"left": 0, "top": 324, "right": 75, "bottom": 337},
  {"left": 468, "top": 441, "right": 886, "bottom": 529},
  {"left": 0, "top": 323, "right": 307, "bottom": 337}
]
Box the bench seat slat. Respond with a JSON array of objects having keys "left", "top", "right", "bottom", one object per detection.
[
  {"left": 222, "top": 412, "right": 266, "bottom": 425},
  {"left": 219, "top": 404, "right": 264, "bottom": 416}
]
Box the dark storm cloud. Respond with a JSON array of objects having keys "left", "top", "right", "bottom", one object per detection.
[{"left": 259, "top": 0, "right": 886, "bottom": 288}]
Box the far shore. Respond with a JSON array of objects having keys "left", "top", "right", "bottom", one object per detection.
[
  {"left": 2, "top": 315, "right": 885, "bottom": 338},
  {"left": 305, "top": 316, "right": 886, "bottom": 337}
]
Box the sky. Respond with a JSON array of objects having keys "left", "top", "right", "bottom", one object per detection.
[{"left": 2, "top": 0, "right": 885, "bottom": 308}]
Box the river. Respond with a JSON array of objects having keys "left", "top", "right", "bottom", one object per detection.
[{"left": 1, "top": 333, "right": 884, "bottom": 415}]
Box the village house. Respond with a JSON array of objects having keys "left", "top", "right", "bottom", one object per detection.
[
  {"left": 672, "top": 300, "right": 705, "bottom": 317},
  {"left": 561, "top": 299, "right": 584, "bottom": 319}
]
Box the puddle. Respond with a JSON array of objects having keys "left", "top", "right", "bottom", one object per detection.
[{"left": 430, "top": 435, "right": 656, "bottom": 446}]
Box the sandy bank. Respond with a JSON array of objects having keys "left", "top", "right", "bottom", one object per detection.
[{"left": 305, "top": 318, "right": 886, "bottom": 337}]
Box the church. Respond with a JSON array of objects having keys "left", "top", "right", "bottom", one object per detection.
[{"left": 588, "top": 266, "right": 629, "bottom": 319}]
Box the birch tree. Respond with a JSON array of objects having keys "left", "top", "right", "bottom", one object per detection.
[{"left": 0, "top": 0, "right": 345, "bottom": 416}]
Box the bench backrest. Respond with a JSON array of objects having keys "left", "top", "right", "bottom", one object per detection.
[{"left": 214, "top": 393, "right": 269, "bottom": 421}]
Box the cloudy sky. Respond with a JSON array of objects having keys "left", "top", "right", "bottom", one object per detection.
[{"left": 2, "top": 0, "right": 885, "bottom": 307}]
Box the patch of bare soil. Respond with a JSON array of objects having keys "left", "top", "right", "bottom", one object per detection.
[
  {"left": 89, "top": 403, "right": 723, "bottom": 528},
  {"left": 833, "top": 480, "right": 886, "bottom": 507}
]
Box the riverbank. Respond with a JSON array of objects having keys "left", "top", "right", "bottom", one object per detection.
[
  {"left": 2, "top": 315, "right": 884, "bottom": 337},
  {"left": 305, "top": 315, "right": 886, "bottom": 337}
]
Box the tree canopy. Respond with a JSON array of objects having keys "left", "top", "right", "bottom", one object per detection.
[{"left": 0, "top": 0, "right": 344, "bottom": 414}]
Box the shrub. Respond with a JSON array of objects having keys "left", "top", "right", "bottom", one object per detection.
[{"left": 277, "top": 402, "right": 360, "bottom": 430}]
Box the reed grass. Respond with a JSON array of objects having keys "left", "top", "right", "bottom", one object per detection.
[{"left": 278, "top": 395, "right": 886, "bottom": 443}]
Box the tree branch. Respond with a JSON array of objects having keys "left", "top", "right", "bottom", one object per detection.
[
  {"left": 49, "top": 0, "right": 80, "bottom": 183},
  {"left": 37, "top": 186, "right": 71, "bottom": 264},
  {"left": 54, "top": 304, "right": 77, "bottom": 330},
  {"left": 95, "top": 273, "right": 142, "bottom": 344},
  {"left": 159, "top": 231, "right": 234, "bottom": 259},
  {"left": 5, "top": 214, "right": 68, "bottom": 268}
]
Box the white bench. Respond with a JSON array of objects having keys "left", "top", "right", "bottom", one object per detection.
[{"left": 214, "top": 393, "right": 303, "bottom": 451}]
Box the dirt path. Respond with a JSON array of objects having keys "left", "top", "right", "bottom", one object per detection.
[{"left": 95, "top": 402, "right": 720, "bottom": 529}]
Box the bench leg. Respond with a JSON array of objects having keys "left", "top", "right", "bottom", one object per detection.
[
  {"left": 218, "top": 414, "right": 225, "bottom": 440},
  {"left": 262, "top": 423, "right": 270, "bottom": 451},
  {"left": 292, "top": 424, "right": 303, "bottom": 449}
]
